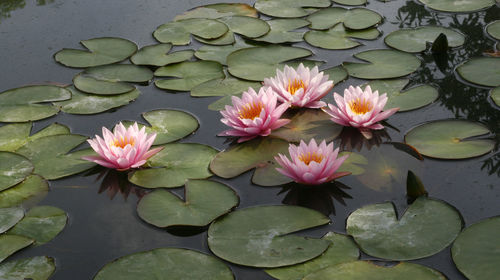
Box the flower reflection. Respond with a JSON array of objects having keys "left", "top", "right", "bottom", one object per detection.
[
  {"left": 338, "top": 126, "right": 391, "bottom": 152},
  {"left": 90, "top": 167, "right": 148, "bottom": 201}
]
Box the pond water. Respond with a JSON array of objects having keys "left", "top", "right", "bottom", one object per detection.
[{"left": 0, "top": 0, "right": 499, "bottom": 279}]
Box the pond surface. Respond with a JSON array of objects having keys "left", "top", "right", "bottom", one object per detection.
[{"left": 0, "top": 0, "right": 499, "bottom": 279}]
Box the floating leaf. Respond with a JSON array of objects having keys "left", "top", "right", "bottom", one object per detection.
[
  {"left": 491, "top": 87, "right": 500, "bottom": 107},
  {"left": 137, "top": 180, "right": 238, "bottom": 228},
  {"left": 457, "top": 57, "right": 500, "bottom": 87},
  {"left": 486, "top": 20, "right": 500, "bottom": 40},
  {"left": 0, "top": 123, "right": 69, "bottom": 152},
  {"left": 305, "top": 24, "right": 380, "bottom": 50},
  {"left": 336, "top": 152, "right": 367, "bottom": 176},
  {"left": 154, "top": 61, "right": 224, "bottom": 91},
  {"left": 94, "top": 248, "right": 234, "bottom": 280},
  {"left": 174, "top": 3, "right": 258, "bottom": 20},
  {"left": 416, "top": 0, "right": 495, "bottom": 12},
  {"left": 266, "top": 232, "right": 360, "bottom": 280},
  {"left": 8, "top": 206, "right": 67, "bottom": 245},
  {"left": 253, "top": 19, "right": 309, "bottom": 44},
  {"left": 208, "top": 205, "right": 330, "bottom": 267},
  {"left": 0, "top": 175, "right": 48, "bottom": 208},
  {"left": 196, "top": 16, "right": 270, "bottom": 45},
  {"left": 346, "top": 197, "right": 462, "bottom": 260},
  {"left": 0, "top": 256, "right": 55, "bottom": 280},
  {"left": 54, "top": 37, "right": 137, "bottom": 68},
  {"left": 191, "top": 76, "right": 261, "bottom": 97},
  {"left": 208, "top": 95, "right": 239, "bottom": 111},
  {"left": 0, "top": 235, "right": 33, "bottom": 263},
  {"left": 333, "top": 0, "right": 367, "bottom": 5},
  {"left": 385, "top": 26, "right": 465, "bottom": 53},
  {"left": 323, "top": 66, "right": 349, "bottom": 84},
  {"left": 452, "top": 216, "right": 500, "bottom": 280},
  {"left": 195, "top": 39, "right": 257, "bottom": 65},
  {"left": 0, "top": 208, "right": 24, "bottom": 234},
  {"left": 254, "top": 0, "right": 330, "bottom": 18},
  {"left": 307, "top": 7, "right": 382, "bottom": 30},
  {"left": 0, "top": 85, "right": 71, "bottom": 122},
  {"left": 128, "top": 143, "right": 217, "bottom": 188},
  {"left": 405, "top": 119, "right": 495, "bottom": 159},
  {"left": 153, "top": 18, "right": 229, "bottom": 46},
  {"left": 343, "top": 50, "right": 421, "bottom": 79},
  {"left": 363, "top": 79, "right": 438, "bottom": 111},
  {"left": 0, "top": 152, "right": 33, "bottom": 192},
  {"left": 131, "top": 44, "right": 194, "bottom": 67}
]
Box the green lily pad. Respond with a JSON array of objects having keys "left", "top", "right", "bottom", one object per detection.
[
  {"left": 0, "top": 123, "right": 69, "bottom": 152},
  {"left": 333, "top": 0, "right": 367, "bottom": 5},
  {"left": 137, "top": 179, "right": 238, "bottom": 228},
  {"left": 487, "top": 20, "right": 500, "bottom": 40},
  {"left": 452, "top": 216, "right": 500, "bottom": 280},
  {"left": 227, "top": 46, "right": 312, "bottom": 81},
  {"left": 405, "top": 119, "right": 495, "bottom": 159},
  {"left": 154, "top": 61, "right": 224, "bottom": 91},
  {"left": 266, "top": 232, "right": 360, "bottom": 280},
  {"left": 491, "top": 87, "right": 500, "bottom": 107},
  {"left": 305, "top": 24, "right": 380, "bottom": 50},
  {"left": 196, "top": 16, "right": 270, "bottom": 45},
  {"left": 8, "top": 206, "right": 67, "bottom": 245},
  {"left": 128, "top": 143, "right": 218, "bottom": 188},
  {"left": 208, "top": 205, "right": 330, "bottom": 267},
  {"left": 343, "top": 50, "right": 421, "bottom": 79},
  {"left": 0, "top": 152, "right": 33, "bottom": 192},
  {"left": 253, "top": 19, "right": 309, "bottom": 44},
  {"left": 385, "top": 26, "right": 465, "bottom": 53},
  {"left": 346, "top": 197, "right": 463, "bottom": 260},
  {"left": 303, "top": 261, "right": 446, "bottom": 279},
  {"left": 457, "top": 57, "right": 500, "bottom": 87},
  {"left": 0, "top": 85, "right": 71, "bottom": 122},
  {"left": 94, "top": 248, "right": 234, "bottom": 280},
  {"left": 191, "top": 76, "right": 261, "bottom": 97},
  {"left": 130, "top": 44, "right": 194, "bottom": 66},
  {"left": 307, "top": 7, "right": 382, "bottom": 30},
  {"left": 174, "top": 3, "right": 258, "bottom": 20},
  {"left": 208, "top": 95, "right": 240, "bottom": 111},
  {"left": 0, "top": 235, "right": 33, "bottom": 263},
  {"left": 336, "top": 152, "right": 367, "bottom": 176},
  {"left": 15, "top": 134, "right": 96, "bottom": 180},
  {"left": 363, "top": 79, "right": 438, "bottom": 111},
  {"left": 254, "top": 0, "right": 331, "bottom": 18},
  {"left": 0, "top": 208, "right": 24, "bottom": 234},
  {"left": 0, "top": 175, "right": 49, "bottom": 208},
  {"left": 54, "top": 37, "right": 137, "bottom": 68},
  {"left": 323, "top": 65, "right": 349, "bottom": 85},
  {"left": 0, "top": 256, "right": 55, "bottom": 280},
  {"left": 195, "top": 39, "right": 256, "bottom": 65},
  {"left": 153, "top": 18, "right": 229, "bottom": 46},
  {"left": 416, "top": 0, "right": 495, "bottom": 12}
]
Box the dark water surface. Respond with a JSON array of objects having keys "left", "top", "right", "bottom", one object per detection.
[{"left": 0, "top": 0, "right": 499, "bottom": 279}]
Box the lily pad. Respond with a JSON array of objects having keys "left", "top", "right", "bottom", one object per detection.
[
  {"left": 130, "top": 44, "right": 194, "bottom": 66},
  {"left": 307, "top": 7, "right": 382, "bottom": 30},
  {"left": 8, "top": 206, "right": 67, "bottom": 245},
  {"left": 343, "top": 49, "right": 421, "bottom": 79},
  {"left": 346, "top": 197, "right": 463, "bottom": 260},
  {"left": 253, "top": 19, "right": 309, "bottom": 44},
  {"left": 137, "top": 179, "right": 239, "bottom": 228},
  {"left": 0, "top": 256, "right": 55, "bottom": 280},
  {"left": 128, "top": 143, "right": 218, "bottom": 188},
  {"left": 323, "top": 65, "right": 349, "bottom": 84},
  {"left": 486, "top": 20, "right": 500, "bottom": 40},
  {"left": 491, "top": 87, "right": 500, "bottom": 107},
  {"left": 94, "top": 248, "right": 234, "bottom": 280},
  {"left": 336, "top": 152, "right": 367, "bottom": 176},
  {"left": 305, "top": 24, "right": 380, "bottom": 50},
  {"left": 416, "top": 0, "right": 495, "bottom": 12},
  {"left": 452, "top": 216, "right": 500, "bottom": 280},
  {"left": 208, "top": 95, "right": 240, "bottom": 111},
  {"left": 385, "top": 26, "right": 465, "bottom": 53},
  {"left": 266, "top": 232, "right": 360, "bottom": 280},
  {"left": 153, "top": 18, "right": 229, "bottom": 45},
  {"left": 208, "top": 205, "right": 331, "bottom": 267},
  {"left": 196, "top": 16, "right": 270, "bottom": 45},
  {"left": 456, "top": 57, "right": 500, "bottom": 87},
  {"left": 0, "top": 152, "right": 33, "bottom": 192},
  {"left": 195, "top": 39, "right": 256, "bottom": 65},
  {"left": 154, "top": 61, "right": 224, "bottom": 91},
  {"left": 0, "top": 85, "right": 71, "bottom": 122},
  {"left": 333, "top": 0, "right": 367, "bottom": 5},
  {"left": 0, "top": 235, "right": 33, "bottom": 263},
  {"left": 0, "top": 175, "right": 49, "bottom": 208},
  {"left": 54, "top": 37, "right": 137, "bottom": 68},
  {"left": 174, "top": 3, "right": 258, "bottom": 20},
  {"left": 191, "top": 76, "right": 261, "bottom": 97},
  {"left": 0, "top": 123, "right": 69, "bottom": 152},
  {"left": 0, "top": 208, "right": 24, "bottom": 234},
  {"left": 404, "top": 119, "right": 495, "bottom": 159},
  {"left": 363, "top": 79, "right": 438, "bottom": 111},
  {"left": 254, "top": 0, "right": 331, "bottom": 18}
]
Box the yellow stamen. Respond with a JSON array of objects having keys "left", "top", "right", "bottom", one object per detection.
[
  {"left": 238, "top": 101, "right": 264, "bottom": 120},
  {"left": 349, "top": 98, "right": 373, "bottom": 115},
  {"left": 111, "top": 136, "right": 135, "bottom": 149},
  {"left": 298, "top": 152, "right": 324, "bottom": 165},
  {"left": 287, "top": 79, "right": 306, "bottom": 95}
]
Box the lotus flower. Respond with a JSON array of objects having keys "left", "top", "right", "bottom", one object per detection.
[
  {"left": 82, "top": 122, "right": 163, "bottom": 171},
  {"left": 274, "top": 139, "right": 350, "bottom": 185},
  {"left": 323, "top": 85, "right": 399, "bottom": 139},
  {"left": 219, "top": 87, "right": 290, "bottom": 143},
  {"left": 263, "top": 63, "right": 333, "bottom": 108}
]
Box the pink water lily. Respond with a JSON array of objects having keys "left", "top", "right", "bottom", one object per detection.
[
  {"left": 263, "top": 63, "right": 333, "bottom": 108},
  {"left": 275, "top": 139, "right": 350, "bottom": 185},
  {"left": 82, "top": 122, "right": 163, "bottom": 171},
  {"left": 219, "top": 87, "right": 290, "bottom": 143},
  {"left": 323, "top": 85, "right": 399, "bottom": 139}
]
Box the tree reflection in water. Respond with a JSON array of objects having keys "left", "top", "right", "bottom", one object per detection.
[{"left": 0, "top": 0, "right": 55, "bottom": 23}]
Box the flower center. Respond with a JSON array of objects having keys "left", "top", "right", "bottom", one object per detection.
[
  {"left": 238, "top": 101, "right": 264, "bottom": 120},
  {"left": 111, "top": 136, "right": 135, "bottom": 149},
  {"left": 298, "top": 152, "right": 324, "bottom": 165},
  {"left": 349, "top": 98, "right": 373, "bottom": 115},
  {"left": 287, "top": 79, "right": 306, "bottom": 95}
]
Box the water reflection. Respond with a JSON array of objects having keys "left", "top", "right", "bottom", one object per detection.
[
  {"left": 0, "top": 0, "right": 55, "bottom": 23},
  {"left": 86, "top": 167, "right": 148, "bottom": 200},
  {"left": 337, "top": 127, "right": 391, "bottom": 151}
]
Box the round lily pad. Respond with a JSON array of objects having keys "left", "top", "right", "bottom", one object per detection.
[
  {"left": 0, "top": 256, "right": 55, "bottom": 280},
  {"left": 363, "top": 79, "right": 438, "bottom": 111},
  {"left": 253, "top": 19, "right": 309, "bottom": 44},
  {"left": 0, "top": 85, "right": 71, "bottom": 122},
  {"left": 195, "top": 39, "right": 257, "bottom": 65},
  {"left": 457, "top": 57, "right": 500, "bottom": 87},
  {"left": 346, "top": 197, "right": 463, "bottom": 260},
  {"left": 487, "top": 20, "right": 500, "bottom": 40},
  {"left": 0, "top": 175, "right": 49, "bottom": 208},
  {"left": 208, "top": 205, "right": 331, "bottom": 267},
  {"left": 0, "top": 234, "right": 33, "bottom": 263},
  {"left": 137, "top": 179, "right": 238, "bottom": 228},
  {"left": 0, "top": 152, "right": 33, "bottom": 192},
  {"left": 323, "top": 65, "right": 349, "bottom": 84},
  {"left": 94, "top": 248, "right": 234, "bottom": 280},
  {"left": 343, "top": 49, "right": 421, "bottom": 79},
  {"left": 128, "top": 143, "right": 218, "bottom": 188},
  {"left": 416, "top": 0, "right": 495, "bottom": 12},
  {"left": 8, "top": 206, "right": 67, "bottom": 245},
  {"left": 333, "top": 0, "right": 367, "bottom": 5},
  {"left": 0, "top": 123, "right": 69, "bottom": 153},
  {"left": 385, "top": 26, "right": 465, "bottom": 53},
  {"left": 307, "top": 7, "right": 382, "bottom": 30},
  {"left": 452, "top": 216, "right": 500, "bottom": 280},
  {"left": 154, "top": 61, "right": 224, "bottom": 91},
  {"left": 130, "top": 44, "right": 194, "bottom": 66},
  {"left": 191, "top": 76, "right": 261, "bottom": 98},
  {"left": 305, "top": 24, "right": 380, "bottom": 50},
  {"left": 54, "top": 37, "right": 137, "bottom": 68},
  {"left": 153, "top": 18, "right": 229, "bottom": 45},
  {"left": 0, "top": 208, "right": 24, "bottom": 234},
  {"left": 174, "top": 3, "right": 258, "bottom": 20},
  {"left": 196, "top": 16, "right": 269, "bottom": 46},
  {"left": 491, "top": 87, "right": 500, "bottom": 107},
  {"left": 405, "top": 119, "right": 495, "bottom": 159},
  {"left": 254, "top": 0, "right": 331, "bottom": 18}
]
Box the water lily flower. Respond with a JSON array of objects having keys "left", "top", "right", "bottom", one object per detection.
[
  {"left": 274, "top": 139, "right": 350, "bottom": 185},
  {"left": 263, "top": 63, "right": 333, "bottom": 108},
  {"left": 219, "top": 87, "right": 290, "bottom": 143},
  {"left": 323, "top": 85, "right": 399, "bottom": 139},
  {"left": 82, "top": 122, "right": 163, "bottom": 171}
]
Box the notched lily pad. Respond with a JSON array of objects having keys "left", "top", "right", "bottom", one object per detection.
[
  {"left": 457, "top": 57, "right": 500, "bottom": 87},
  {"left": 191, "top": 76, "right": 261, "bottom": 98},
  {"left": 196, "top": 16, "right": 270, "bottom": 46},
  {"left": 0, "top": 175, "right": 49, "bottom": 208},
  {"left": 0, "top": 208, "right": 24, "bottom": 234},
  {"left": 130, "top": 44, "right": 194, "bottom": 66},
  {"left": 0, "top": 122, "right": 69, "bottom": 152},
  {"left": 8, "top": 206, "right": 67, "bottom": 245},
  {"left": 491, "top": 87, "right": 500, "bottom": 107},
  {"left": 305, "top": 24, "right": 380, "bottom": 50},
  {"left": 195, "top": 39, "right": 257, "bottom": 65},
  {"left": 0, "top": 152, "right": 33, "bottom": 192},
  {"left": 154, "top": 61, "right": 224, "bottom": 91},
  {"left": 174, "top": 3, "right": 258, "bottom": 20},
  {"left": 307, "top": 7, "right": 382, "bottom": 30},
  {"left": 0, "top": 256, "right": 55, "bottom": 280},
  {"left": 333, "top": 0, "right": 367, "bottom": 5},
  {"left": 385, "top": 26, "right": 465, "bottom": 53},
  {"left": 254, "top": 0, "right": 331, "bottom": 18},
  {"left": 253, "top": 19, "right": 309, "bottom": 44},
  {"left": 416, "top": 0, "right": 495, "bottom": 12},
  {"left": 486, "top": 20, "right": 500, "bottom": 40},
  {"left": 0, "top": 234, "right": 33, "bottom": 263},
  {"left": 153, "top": 18, "right": 229, "bottom": 45}
]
